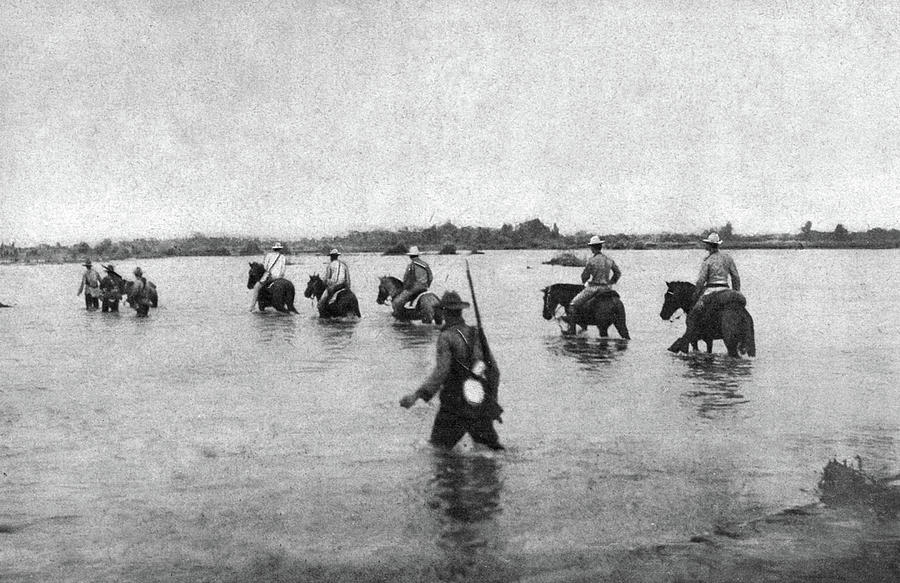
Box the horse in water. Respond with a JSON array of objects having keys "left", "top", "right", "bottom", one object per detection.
[
  {"left": 303, "top": 274, "right": 361, "bottom": 318},
  {"left": 660, "top": 281, "right": 755, "bottom": 357},
  {"left": 541, "top": 283, "right": 630, "bottom": 338},
  {"left": 376, "top": 276, "right": 443, "bottom": 325},
  {"left": 122, "top": 277, "right": 159, "bottom": 310},
  {"left": 247, "top": 262, "right": 298, "bottom": 314},
  {"left": 103, "top": 269, "right": 158, "bottom": 312}
]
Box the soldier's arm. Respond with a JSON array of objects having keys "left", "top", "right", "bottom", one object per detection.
[
  {"left": 729, "top": 257, "right": 741, "bottom": 291},
  {"left": 414, "top": 333, "right": 452, "bottom": 402},
  {"left": 610, "top": 260, "right": 621, "bottom": 285}
]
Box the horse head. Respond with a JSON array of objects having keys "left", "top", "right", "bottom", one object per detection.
[
  {"left": 541, "top": 286, "right": 557, "bottom": 320},
  {"left": 304, "top": 274, "right": 324, "bottom": 299},
  {"left": 109, "top": 271, "right": 127, "bottom": 295},
  {"left": 660, "top": 281, "right": 695, "bottom": 320},
  {"left": 247, "top": 262, "right": 265, "bottom": 289},
  {"left": 376, "top": 275, "right": 395, "bottom": 305}
]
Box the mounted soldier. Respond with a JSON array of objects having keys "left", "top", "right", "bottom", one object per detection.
[
  {"left": 317, "top": 248, "right": 351, "bottom": 312},
  {"left": 668, "top": 232, "right": 742, "bottom": 353},
  {"left": 250, "top": 242, "right": 287, "bottom": 312},
  {"left": 391, "top": 246, "right": 433, "bottom": 318},
  {"left": 562, "top": 235, "right": 622, "bottom": 326}
]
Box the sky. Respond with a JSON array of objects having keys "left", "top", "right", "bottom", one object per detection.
[{"left": 1, "top": 0, "right": 899, "bottom": 246}]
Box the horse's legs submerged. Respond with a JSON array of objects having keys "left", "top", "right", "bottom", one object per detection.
[{"left": 720, "top": 308, "right": 747, "bottom": 357}]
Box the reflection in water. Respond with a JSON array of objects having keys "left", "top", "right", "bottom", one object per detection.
[
  {"left": 250, "top": 313, "right": 298, "bottom": 345},
  {"left": 680, "top": 355, "right": 753, "bottom": 417},
  {"left": 428, "top": 451, "right": 504, "bottom": 579},
  {"left": 544, "top": 335, "right": 628, "bottom": 370},
  {"left": 387, "top": 320, "right": 440, "bottom": 350},
  {"left": 310, "top": 318, "right": 358, "bottom": 353}
]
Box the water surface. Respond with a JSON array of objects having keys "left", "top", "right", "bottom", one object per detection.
[{"left": 1, "top": 249, "right": 898, "bottom": 581}]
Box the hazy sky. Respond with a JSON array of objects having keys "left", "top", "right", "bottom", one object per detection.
[{"left": 2, "top": 0, "right": 898, "bottom": 245}]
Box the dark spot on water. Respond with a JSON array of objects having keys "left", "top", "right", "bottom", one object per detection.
[{"left": 0, "top": 524, "right": 21, "bottom": 534}]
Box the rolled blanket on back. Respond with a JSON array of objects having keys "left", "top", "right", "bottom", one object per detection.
[{"left": 704, "top": 289, "right": 746, "bottom": 308}]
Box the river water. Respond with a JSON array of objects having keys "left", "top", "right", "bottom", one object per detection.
[{"left": 1, "top": 249, "right": 898, "bottom": 582}]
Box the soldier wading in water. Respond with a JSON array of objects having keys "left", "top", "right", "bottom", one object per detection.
[{"left": 400, "top": 290, "right": 504, "bottom": 451}]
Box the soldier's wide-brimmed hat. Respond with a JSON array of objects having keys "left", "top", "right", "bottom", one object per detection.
[
  {"left": 133, "top": 267, "right": 143, "bottom": 276},
  {"left": 406, "top": 245, "right": 421, "bottom": 256},
  {"left": 82, "top": 259, "right": 93, "bottom": 267},
  {"left": 440, "top": 290, "right": 470, "bottom": 310},
  {"left": 103, "top": 264, "right": 117, "bottom": 273},
  {"left": 329, "top": 248, "right": 341, "bottom": 256},
  {"left": 272, "top": 242, "right": 284, "bottom": 250},
  {"left": 701, "top": 232, "right": 723, "bottom": 245},
  {"left": 588, "top": 235, "right": 605, "bottom": 246}
]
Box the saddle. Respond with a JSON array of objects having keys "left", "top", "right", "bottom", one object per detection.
[
  {"left": 582, "top": 289, "right": 620, "bottom": 310},
  {"left": 328, "top": 288, "right": 348, "bottom": 305},
  {"left": 404, "top": 290, "right": 435, "bottom": 310}
]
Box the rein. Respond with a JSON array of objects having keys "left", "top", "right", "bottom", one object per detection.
[{"left": 543, "top": 292, "right": 570, "bottom": 331}]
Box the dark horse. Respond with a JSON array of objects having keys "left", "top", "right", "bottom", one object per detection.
[
  {"left": 107, "top": 272, "right": 158, "bottom": 312},
  {"left": 247, "top": 262, "right": 298, "bottom": 314},
  {"left": 541, "top": 283, "right": 630, "bottom": 338},
  {"left": 376, "top": 276, "right": 443, "bottom": 325},
  {"left": 660, "top": 281, "right": 755, "bottom": 357},
  {"left": 102, "top": 269, "right": 159, "bottom": 312},
  {"left": 303, "top": 274, "right": 362, "bottom": 318}
]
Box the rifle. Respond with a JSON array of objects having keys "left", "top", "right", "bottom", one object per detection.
[{"left": 465, "top": 260, "right": 503, "bottom": 422}]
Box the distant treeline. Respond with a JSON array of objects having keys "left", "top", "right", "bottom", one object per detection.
[{"left": 1, "top": 219, "right": 898, "bottom": 264}]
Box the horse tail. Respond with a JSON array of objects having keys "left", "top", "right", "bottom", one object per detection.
[
  {"left": 286, "top": 285, "right": 298, "bottom": 314},
  {"left": 742, "top": 308, "right": 756, "bottom": 357}
]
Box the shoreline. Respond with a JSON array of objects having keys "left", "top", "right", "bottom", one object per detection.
[{"left": 1, "top": 241, "right": 897, "bottom": 267}]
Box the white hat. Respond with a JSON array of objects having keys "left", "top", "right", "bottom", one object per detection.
[
  {"left": 406, "top": 246, "right": 421, "bottom": 256},
  {"left": 701, "top": 233, "right": 723, "bottom": 245},
  {"left": 329, "top": 248, "right": 341, "bottom": 256},
  {"left": 588, "top": 235, "right": 605, "bottom": 246},
  {"left": 272, "top": 242, "right": 284, "bottom": 250}
]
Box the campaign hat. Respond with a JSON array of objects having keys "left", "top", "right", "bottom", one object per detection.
[
  {"left": 701, "top": 232, "right": 723, "bottom": 245},
  {"left": 439, "top": 290, "right": 470, "bottom": 310},
  {"left": 406, "top": 245, "right": 421, "bottom": 256},
  {"left": 588, "top": 235, "right": 605, "bottom": 246}
]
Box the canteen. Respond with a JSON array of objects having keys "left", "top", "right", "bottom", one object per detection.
[{"left": 463, "top": 360, "right": 487, "bottom": 405}]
